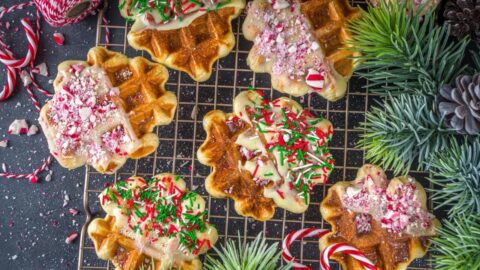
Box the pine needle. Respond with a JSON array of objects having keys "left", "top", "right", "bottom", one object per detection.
[
  {"left": 357, "top": 94, "right": 459, "bottom": 175},
  {"left": 472, "top": 46, "right": 480, "bottom": 73},
  {"left": 428, "top": 138, "right": 480, "bottom": 217},
  {"left": 432, "top": 215, "right": 480, "bottom": 270},
  {"left": 204, "top": 233, "right": 291, "bottom": 270},
  {"left": 349, "top": 0, "right": 469, "bottom": 96}
]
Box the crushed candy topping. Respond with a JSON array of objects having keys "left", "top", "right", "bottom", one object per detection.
[
  {"left": 46, "top": 63, "right": 137, "bottom": 167},
  {"left": 100, "top": 175, "right": 215, "bottom": 257},
  {"left": 342, "top": 175, "right": 435, "bottom": 235},
  {"left": 231, "top": 90, "right": 334, "bottom": 206},
  {"left": 249, "top": 1, "right": 327, "bottom": 86}
]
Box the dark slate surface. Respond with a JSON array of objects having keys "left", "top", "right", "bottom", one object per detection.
[{"left": 0, "top": 1, "right": 99, "bottom": 269}]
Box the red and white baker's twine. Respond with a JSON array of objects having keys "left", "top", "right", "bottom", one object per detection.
[
  {"left": 33, "top": 0, "right": 101, "bottom": 27},
  {"left": 282, "top": 228, "right": 378, "bottom": 270},
  {"left": 0, "top": 155, "right": 52, "bottom": 183}
]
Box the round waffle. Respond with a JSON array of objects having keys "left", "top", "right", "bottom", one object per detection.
[
  {"left": 243, "top": 0, "right": 361, "bottom": 101},
  {"left": 39, "top": 47, "right": 177, "bottom": 174},
  {"left": 198, "top": 90, "right": 334, "bottom": 221},
  {"left": 320, "top": 164, "right": 441, "bottom": 270},
  {"left": 88, "top": 174, "right": 218, "bottom": 270},
  {"left": 121, "top": 0, "right": 246, "bottom": 82}
]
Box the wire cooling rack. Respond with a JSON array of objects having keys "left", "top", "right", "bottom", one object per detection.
[{"left": 77, "top": 2, "right": 439, "bottom": 269}]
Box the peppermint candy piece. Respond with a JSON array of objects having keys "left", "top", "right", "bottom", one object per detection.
[
  {"left": 269, "top": 0, "right": 290, "bottom": 9},
  {"left": 306, "top": 68, "right": 326, "bottom": 91},
  {"left": 32, "top": 62, "right": 48, "bottom": 76},
  {"left": 27, "top": 125, "right": 39, "bottom": 136},
  {"left": 65, "top": 232, "right": 78, "bottom": 244},
  {"left": 19, "top": 70, "right": 32, "bottom": 86},
  {"left": 0, "top": 139, "right": 8, "bottom": 148},
  {"left": 8, "top": 119, "right": 29, "bottom": 135},
  {"left": 53, "top": 32, "right": 65, "bottom": 45}
]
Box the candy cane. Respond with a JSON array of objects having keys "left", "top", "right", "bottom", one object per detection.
[
  {"left": 320, "top": 243, "right": 378, "bottom": 270},
  {"left": 282, "top": 228, "right": 330, "bottom": 269},
  {"left": 0, "top": 18, "right": 38, "bottom": 68},
  {"left": 0, "top": 2, "right": 43, "bottom": 103},
  {"left": 282, "top": 228, "right": 378, "bottom": 270}
]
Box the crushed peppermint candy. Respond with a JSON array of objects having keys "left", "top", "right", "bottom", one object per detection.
[
  {"left": 27, "top": 125, "right": 39, "bottom": 136},
  {"left": 65, "top": 232, "right": 78, "bottom": 244},
  {"left": 8, "top": 119, "right": 29, "bottom": 135},
  {"left": 19, "top": 70, "right": 32, "bottom": 86},
  {"left": 100, "top": 175, "right": 217, "bottom": 257},
  {"left": 342, "top": 175, "right": 435, "bottom": 235},
  {"left": 53, "top": 32, "right": 65, "bottom": 45},
  {"left": 0, "top": 139, "right": 8, "bottom": 148},
  {"left": 32, "top": 62, "right": 49, "bottom": 77},
  {"left": 42, "top": 63, "right": 138, "bottom": 169},
  {"left": 250, "top": 2, "right": 328, "bottom": 83},
  {"left": 68, "top": 208, "right": 79, "bottom": 216},
  {"left": 355, "top": 213, "right": 372, "bottom": 234}
]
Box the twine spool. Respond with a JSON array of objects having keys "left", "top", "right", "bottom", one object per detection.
[{"left": 33, "top": 0, "right": 102, "bottom": 27}]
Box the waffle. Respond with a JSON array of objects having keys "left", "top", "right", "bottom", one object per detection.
[
  {"left": 39, "top": 47, "right": 177, "bottom": 174},
  {"left": 88, "top": 174, "right": 218, "bottom": 270},
  {"left": 87, "top": 47, "right": 177, "bottom": 159},
  {"left": 198, "top": 90, "right": 334, "bottom": 221},
  {"left": 243, "top": 0, "right": 361, "bottom": 101},
  {"left": 121, "top": 0, "right": 245, "bottom": 82},
  {"left": 320, "top": 164, "right": 441, "bottom": 270}
]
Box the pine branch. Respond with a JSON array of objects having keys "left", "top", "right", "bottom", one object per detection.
[
  {"left": 349, "top": 0, "right": 469, "bottom": 96},
  {"left": 358, "top": 94, "right": 458, "bottom": 175},
  {"left": 204, "top": 233, "right": 291, "bottom": 270},
  {"left": 473, "top": 47, "right": 480, "bottom": 73},
  {"left": 428, "top": 138, "right": 480, "bottom": 216},
  {"left": 432, "top": 215, "right": 480, "bottom": 270}
]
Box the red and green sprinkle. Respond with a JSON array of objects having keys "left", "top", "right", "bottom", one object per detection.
[
  {"left": 100, "top": 175, "right": 212, "bottom": 255},
  {"left": 120, "top": 0, "right": 232, "bottom": 23},
  {"left": 236, "top": 90, "right": 335, "bottom": 204}
]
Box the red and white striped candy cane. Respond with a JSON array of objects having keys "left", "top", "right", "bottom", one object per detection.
[
  {"left": 282, "top": 228, "right": 330, "bottom": 269},
  {"left": 0, "top": 18, "right": 38, "bottom": 68},
  {"left": 0, "top": 1, "right": 43, "bottom": 103},
  {"left": 320, "top": 243, "right": 378, "bottom": 270}
]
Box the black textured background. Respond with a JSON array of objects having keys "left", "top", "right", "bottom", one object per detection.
[
  {"left": 0, "top": 0, "right": 447, "bottom": 270},
  {"left": 0, "top": 0, "right": 98, "bottom": 269}
]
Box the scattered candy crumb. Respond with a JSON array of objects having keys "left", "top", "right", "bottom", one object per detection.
[
  {"left": 8, "top": 119, "right": 29, "bottom": 135},
  {"left": 53, "top": 32, "right": 65, "bottom": 45}
]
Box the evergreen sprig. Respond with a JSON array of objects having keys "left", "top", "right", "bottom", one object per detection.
[
  {"left": 204, "top": 233, "right": 291, "bottom": 270},
  {"left": 349, "top": 0, "right": 469, "bottom": 96},
  {"left": 432, "top": 215, "right": 480, "bottom": 270},
  {"left": 428, "top": 139, "right": 480, "bottom": 217},
  {"left": 358, "top": 94, "right": 458, "bottom": 175},
  {"left": 473, "top": 47, "right": 480, "bottom": 72}
]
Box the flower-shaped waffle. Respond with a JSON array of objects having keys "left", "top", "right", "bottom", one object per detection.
[
  {"left": 88, "top": 174, "right": 218, "bottom": 270},
  {"left": 243, "top": 0, "right": 361, "bottom": 101},
  {"left": 120, "top": 0, "right": 246, "bottom": 81},
  {"left": 198, "top": 90, "right": 334, "bottom": 221},
  {"left": 39, "top": 47, "right": 177, "bottom": 174},
  {"left": 320, "top": 164, "right": 441, "bottom": 270}
]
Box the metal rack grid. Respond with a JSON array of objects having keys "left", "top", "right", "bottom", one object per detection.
[{"left": 77, "top": 2, "right": 438, "bottom": 269}]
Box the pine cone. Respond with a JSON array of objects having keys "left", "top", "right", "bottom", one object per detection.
[
  {"left": 437, "top": 73, "right": 480, "bottom": 135},
  {"left": 443, "top": 0, "right": 480, "bottom": 42}
]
